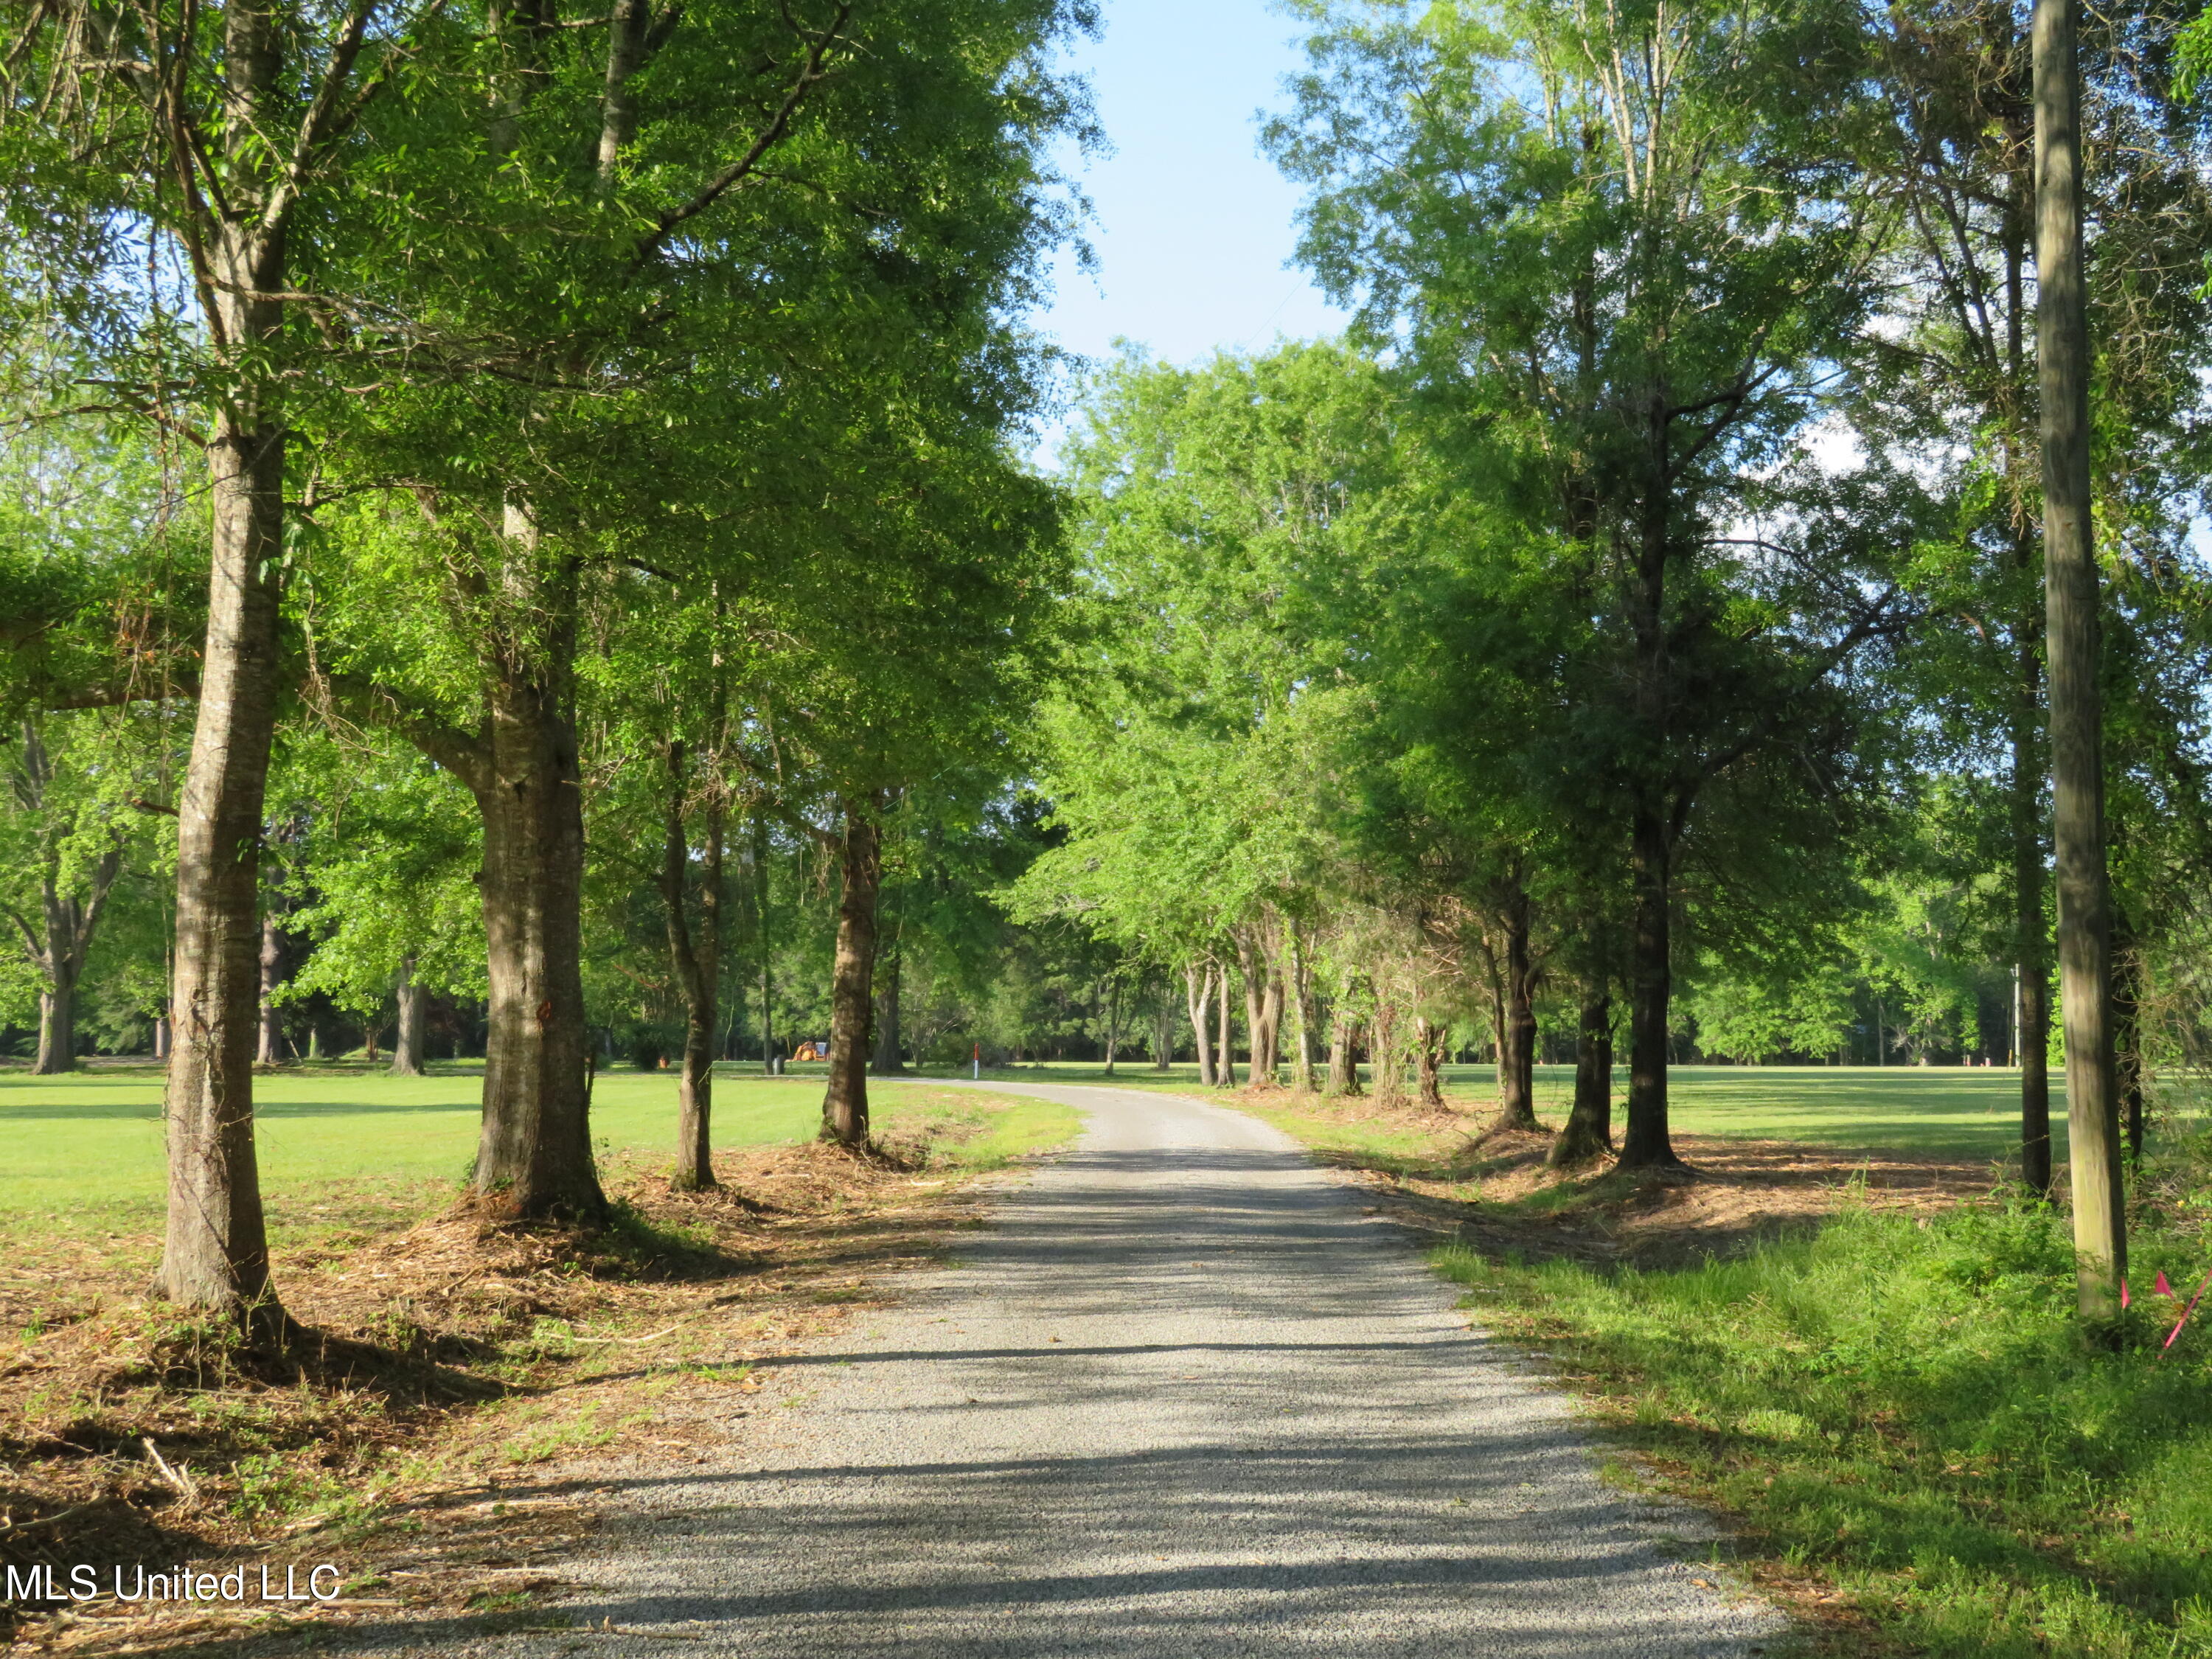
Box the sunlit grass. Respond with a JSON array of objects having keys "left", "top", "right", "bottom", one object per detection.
[
  {"left": 0, "top": 1066, "right": 1076, "bottom": 1249},
  {"left": 1443, "top": 1200, "right": 2212, "bottom": 1658}
]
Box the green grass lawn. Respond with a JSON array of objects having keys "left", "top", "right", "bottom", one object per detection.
[
  {"left": 0, "top": 1065, "right": 1077, "bottom": 1249},
  {"left": 926, "top": 1058, "right": 2068, "bottom": 1163}
]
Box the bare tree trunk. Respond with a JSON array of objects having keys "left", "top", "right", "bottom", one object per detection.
[
  {"left": 821, "top": 801, "right": 882, "bottom": 1147},
  {"left": 1154, "top": 981, "right": 1175, "bottom": 1071},
  {"left": 1185, "top": 960, "right": 1215, "bottom": 1085},
  {"left": 389, "top": 958, "right": 428, "bottom": 1077},
  {"left": 1216, "top": 958, "right": 1237, "bottom": 1087},
  {"left": 464, "top": 595, "right": 605, "bottom": 1223},
  {"left": 1416, "top": 1016, "right": 1445, "bottom": 1107},
  {"left": 1289, "top": 923, "right": 1318, "bottom": 1092},
  {"left": 33, "top": 981, "right": 77, "bottom": 1074},
  {"left": 2034, "top": 0, "right": 2124, "bottom": 1319},
  {"left": 160, "top": 264, "right": 288, "bottom": 1323},
  {"left": 2013, "top": 630, "right": 2054, "bottom": 1195},
  {"left": 754, "top": 815, "right": 775, "bottom": 1072},
  {"left": 2114, "top": 909, "right": 2143, "bottom": 1166},
  {"left": 1237, "top": 927, "right": 1282, "bottom": 1086},
  {"left": 1371, "top": 998, "right": 1405, "bottom": 1105},
  {"left": 663, "top": 738, "right": 723, "bottom": 1190},
  {"left": 1318, "top": 987, "right": 1354, "bottom": 1106},
  {"left": 1551, "top": 981, "right": 1615, "bottom": 1168},
  {"left": 2001, "top": 136, "right": 2056, "bottom": 1202},
  {"left": 1101, "top": 976, "right": 1121, "bottom": 1075},
  {"left": 255, "top": 908, "right": 287, "bottom": 1065},
  {"left": 871, "top": 935, "right": 908, "bottom": 1075},
  {"left": 1494, "top": 893, "right": 1541, "bottom": 1130},
  {"left": 1618, "top": 807, "right": 1682, "bottom": 1168}
]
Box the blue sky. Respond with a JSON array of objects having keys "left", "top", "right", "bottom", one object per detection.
[{"left": 1029, "top": 0, "right": 1348, "bottom": 428}]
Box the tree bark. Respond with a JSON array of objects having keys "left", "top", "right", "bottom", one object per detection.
[
  {"left": 1618, "top": 806, "right": 1683, "bottom": 1167},
  {"left": 2013, "top": 652, "right": 2053, "bottom": 1195},
  {"left": 255, "top": 908, "right": 288, "bottom": 1065},
  {"left": 389, "top": 958, "right": 428, "bottom": 1077},
  {"left": 663, "top": 739, "right": 723, "bottom": 1190},
  {"left": 34, "top": 981, "right": 77, "bottom": 1074},
  {"left": 1289, "top": 922, "right": 1318, "bottom": 1091},
  {"left": 1415, "top": 1016, "right": 1445, "bottom": 1107},
  {"left": 754, "top": 815, "right": 775, "bottom": 1071},
  {"left": 1493, "top": 894, "right": 1540, "bottom": 1130},
  {"left": 2113, "top": 909, "right": 2143, "bottom": 1166},
  {"left": 461, "top": 571, "right": 605, "bottom": 1222},
  {"left": 1153, "top": 981, "right": 1175, "bottom": 1071},
  {"left": 871, "top": 936, "right": 907, "bottom": 1075},
  {"left": 1551, "top": 983, "right": 1615, "bottom": 1168},
  {"left": 1326, "top": 1009, "right": 1363, "bottom": 1096},
  {"left": 1237, "top": 926, "right": 1282, "bottom": 1086},
  {"left": 10, "top": 722, "right": 122, "bottom": 1076},
  {"left": 159, "top": 209, "right": 288, "bottom": 1321},
  {"left": 1216, "top": 957, "right": 1237, "bottom": 1087},
  {"left": 1185, "top": 960, "right": 1216, "bottom": 1085},
  {"left": 821, "top": 801, "right": 882, "bottom": 1147},
  {"left": 2003, "top": 108, "right": 2056, "bottom": 1202},
  {"left": 1100, "top": 975, "right": 1121, "bottom": 1075},
  {"left": 1371, "top": 998, "right": 1405, "bottom": 1105},
  {"left": 2034, "top": 0, "right": 2124, "bottom": 1319}
]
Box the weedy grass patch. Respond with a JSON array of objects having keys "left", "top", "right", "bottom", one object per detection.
[{"left": 1444, "top": 1196, "right": 2212, "bottom": 1658}]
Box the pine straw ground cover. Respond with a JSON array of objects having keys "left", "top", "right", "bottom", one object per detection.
[
  {"left": 1239, "top": 1086, "right": 2212, "bottom": 1659},
  {"left": 0, "top": 1082, "right": 1077, "bottom": 1656}
]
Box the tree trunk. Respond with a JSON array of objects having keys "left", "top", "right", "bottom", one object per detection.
[
  {"left": 871, "top": 936, "right": 908, "bottom": 1075},
  {"left": 2034, "top": 0, "right": 2124, "bottom": 1319},
  {"left": 663, "top": 739, "right": 723, "bottom": 1191},
  {"left": 160, "top": 398, "right": 285, "bottom": 1323},
  {"left": 465, "top": 612, "right": 605, "bottom": 1223},
  {"left": 1618, "top": 807, "right": 1682, "bottom": 1168},
  {"left": 754, "top": 815, "right": 775, "bottom": 1072},
  {"left": 1494, "top": 895, "right": 1540, "bottom": 1130},
  {"left": 1237, "top": 927, "right": 1281, "bottom": 1087},
  {"left": 255, "top": 908, "right": 287, "bottom": 1065},
  {"left": 2000, "top": 115, "right": 2056, "bottom": 1201},
  {"left": 1101, "top": 977, "right": 1120, "bottom": 1075},
  {"left": 153, "top": 1015, "right": 171, "bottom": 1061},
  {"left": 1154, "top": 982, "right": 1175, "bottom": 1071},
  {"left": 1551, "top": 982, "right": 1615, "bottom": 1168},
  {"left": 1371, "top": 998, "right": 1405, "bottom": 1105},
  {"left": 1326, "top": 1010, "right": 1363, "bottom": 1096},
  {"left": 2013, "top": 667, "right": 2053, "bottom": 1193},
  {"left": 390, "top": 959, "right": 428, "bottom": 1077},
  {"left": 1216, "top": 958, "right": 1237, "bottom": 1087},
  {"left": 1289, "top": 923, "right": 1318, "bottom": 1092},
  {"left": 1415, "top": 1016, "right": 1445, "bottom": 1107},
  {"left": 2114, "top": 910, "right": 2143, "bottom": 1166},
  {"left": 821, "top": 801, "right": 881, "bottom": 1147},
  {"left": 33, "top": 978, "right": 77, "bottom": 1074},
  {"left": 1185, "top": 960, "right": 1216, "bottom": 1085}
]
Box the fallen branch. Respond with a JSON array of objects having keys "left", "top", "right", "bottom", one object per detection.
[
  {"left": 0, "top": 1500, "right": 103, "bottom": 1537},
  {"left": 140, "top": 1436, "right": 198, "bottom": 1501},
  {"left": 564, "top": 1324, "right": 684, "bottom": 1346}
]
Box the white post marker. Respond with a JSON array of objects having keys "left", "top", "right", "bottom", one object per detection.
[{"left": 973, "top": 1042, "right": 980, "bottom": 1080}]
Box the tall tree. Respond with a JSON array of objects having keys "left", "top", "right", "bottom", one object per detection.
[
  {"left": 1272, "top": 0, "right": 1902, "bottom": 1168},
  {"left": 2034, "top": 0, "right": 2124, "bottom": 1317}
]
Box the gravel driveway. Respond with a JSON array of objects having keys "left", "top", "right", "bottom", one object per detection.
[{"left": 536, "top": 1082, "right": 1784, "bottom": 1657}]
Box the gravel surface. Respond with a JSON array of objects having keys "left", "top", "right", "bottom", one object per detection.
[{"left": 470, "top": 1084, "right": 1784, "bottom": 1657}]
